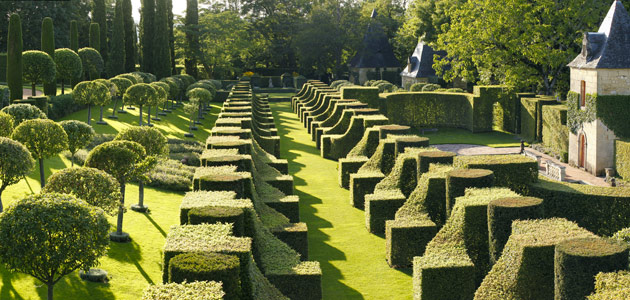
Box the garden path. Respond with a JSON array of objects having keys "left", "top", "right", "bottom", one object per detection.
[
  {"left": 270, "top": 102, "right": 412, "bottom": 300},
  {"left": 21, "top": 88, "right": 43, "bottom": 98}
]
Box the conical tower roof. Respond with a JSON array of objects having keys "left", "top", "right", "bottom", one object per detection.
[{"left": 349, "top": 9, "right": 400, "bottom": 69}]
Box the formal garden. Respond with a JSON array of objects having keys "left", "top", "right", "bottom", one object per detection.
[{"left": 2, "top": 0, "right": 630, "bottom": 299}]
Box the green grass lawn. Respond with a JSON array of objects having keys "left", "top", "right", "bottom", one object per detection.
[
  {"left": 266, "top": 92, "right": 295, "bottom": 98},
  {"left": 0, "top": 101, "right": 221, "bottom": 300},
  {"left": 271, "top": 102, "right": 412, "bottom": 300},
  {"left": 414, "top": 127, "right": 524, "bottom": 147}
]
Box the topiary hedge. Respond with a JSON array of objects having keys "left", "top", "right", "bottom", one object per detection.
[
  {"left": 587, "top": 271, "right": 630, "bottom": 299},
  {"left": 142, "top": 281, "right": 225, "bottom": 300},
  {"left": 189, "top": 206, "right": 246, "bottom": 236},
  {"left": 527, "top": 177, "right": 630, "bottom": 236},
  {"left": 340, "top": 86, "right": 382, "bottom": 112},
  {"left": 542, "top": 104, "right": 569, "bottom": 161},
  {"left": 0, "top": 103, "right": 46, "bottom": 125},
  {"left": 168, "top": 252, "right": 241, "bottom": 300},
  {"left": 615, "top": 139, "right": 630, "bottom": 180},
  {"left": 454, "top": 154, "right": 538, "bottom": 194},
  {"left": 445, "top": 169, "right": 494, "bottom": 218}
]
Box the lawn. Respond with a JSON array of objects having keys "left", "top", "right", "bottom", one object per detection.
[
  {"left": 414, "top": 127, "right": 524, "bottom": 147},
  {"left": 271, "top": 102, "right": 413, "bottom": 300},
  {"left": 0, "top": 100, "right": 221, "bottom": 300}
]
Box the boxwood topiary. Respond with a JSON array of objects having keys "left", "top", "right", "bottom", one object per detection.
[
  {"left": 142, "top": 281, "right": 225, "bottom": 300},
  {"left": 0, "top": 112, "right": 14, "bottom": 137},
  {"left": 445, "top": 168, "right": 494, "bottom": 218},
  {"left": 0, "top": 103, "right": 46, "bottom": 125},
  {"left": 168, "top": 252, "right": 241, "bottom": 300},
  {"left": 188, "top": 206, "right": 245, "bottom": 236}
]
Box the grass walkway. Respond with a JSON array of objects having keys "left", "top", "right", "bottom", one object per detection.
[
  {"left": 270, "top": 102, "right": 412, "bottom": 300},
  {"left": 0, "top": 101, "right": 221, "bottom": 300}
]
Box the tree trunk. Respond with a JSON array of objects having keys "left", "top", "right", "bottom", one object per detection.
[
  {"left": 112, "top": 98, "right": 118, "bottom": 116},
  {"left": 47, "top": 282, "right": 53, "bottom": 300},
  {"left": 147, "top": 106, "right": 152, "bottom": 125},
  {"left": 61, "top": 80, "right": 65, "bottom": 95},
  {"left": 0, "top": 188, "right": 4, "bottom": 213},
  {"left": 32, "top": 83, "right": 36, "bottom": 96},
  {"left": 39, "top": 158, "right": 45, "bottom": 188},
  {"left": 138, "top": 180, "right": 144, "bottom": 207},
  {"left": 99, "top": 106, "right": 104, "bottom": 122},
  {"left": 117, "top": 183, "right": 125, "bottom": 235},
  {"left": 139, "top": 105, "right": 143, "bottom": 126},
  {"left": 87, "top": 104, "right": 92, "bottom": 125},
  {"left": 71, "top": 152, "right": 75, "bottom": 167}
]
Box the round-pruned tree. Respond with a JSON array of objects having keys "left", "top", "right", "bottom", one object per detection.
[
  {"left": 93, "top": 79, "right": 116, "bottom": 125},
  {"left": 22, "top": 50, "right": 56, "bottom": 97},
  {"left": 0, "top": 112, "right": 14, "bottom": 137},
  {"left": 41, "top": 17, "right": 57, "bottom": 96},
  {"left": 12, "top": 119, "right": 68, "bottom": 188},
  {"left": 43, "top": 167, "right": 121, "bottom": 216},
  {"left": 147, "top": 82, "right": 167, "bottom": 125},
  {"left": 53, "top": 48, "right": 82, "bottom": 94},
  {"left": 72, "top": 80, "right": 110, "bottom": 125},
  {"left": 186, "top": 87, "right": 212, "bottom": 124},
  {"left": 109, "top": 76, "right": 133, "bottom": 118},
  {"left": 0, "top": 103, "right": 46, "bottom": 126},
  {"left": 7, "top": 14, "right": 23, "bottom": 101},
  {"left": 160, "top": 77, "right": 179, "bottom": 111},
  {"left": 0, "top": 137, "right": 35, "bottom": 212},
  {"left": 0, "top": 193, "right": 109, "bottom": 300},
  {"left": 115, "top": 126, "right": 168, "bottom": 212},
  {"left": 152, "top": 81, "right": 170, "bottom": 116},
  {"left": 183, "top": 98, "right": 200, "bottom": 138},
  {"left": 85, "top": 140, "right": 155, "bottom": 242},
  {"left": 59, "top": 120, "right": 94, "bottom": 166},
  {"left": 123, "top": 83, "right": 157, "bottom": 126},
  {"left": 78, "top": 47, "right": 104, "bottom": 81}
]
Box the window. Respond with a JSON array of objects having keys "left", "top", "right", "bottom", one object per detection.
[{"left": 580, "top": 80, "right": 586, "bottom": 107}]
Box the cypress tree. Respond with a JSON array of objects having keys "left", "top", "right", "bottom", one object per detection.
[
  {"left": 42, "top": 17, "right": 56, "bottom": 96},
  {"left": 185, "top": 0, "right": 199, "bottom": 79},
  {"left": 70, "top": 20, "right": 79, "bottom": 52},
  {"left": 108, "top": 0, "right": 125, "bottom": 76},
  {"left": 153, "top": 0, "right": 171, "bottom": 79},
  {"left": 92, "top": 0, "right": 108, "bottom": 69},
  {"left": 7, "top": 14, "right": 23, "bottom": 101},
  {"left": 89, "top": 23, "right": 100, "bottom": 53},
  {"left": 167, "top": 0, "right": 175, "bottom": 74},
  {"left": 140, "top": 0, "right": 155, "bottom": 74},
  {"left": 122, "top": 0, "right": 136, "bottom": 72}
]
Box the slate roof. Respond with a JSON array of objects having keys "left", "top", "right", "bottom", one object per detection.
[
  {"left": 400, "top": 41, "right": 441, "bottom": 78},
  {"left": 349, "top": 9, "right": 401, "bottom": 69},
  {"left": 568, "top": 1, "right": 630, "bottom": 69}
]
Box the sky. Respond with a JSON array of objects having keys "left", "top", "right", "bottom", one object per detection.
[{"left": 130, "top": 0, "right": 187, "bottom": 23}]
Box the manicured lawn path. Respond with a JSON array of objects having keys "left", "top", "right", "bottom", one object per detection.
[
  {"left": 270, "top": 102, "right": 412, "bottom": 300},
  {"left": 0, "top": 101, "right": 222, "bottom": 300}
]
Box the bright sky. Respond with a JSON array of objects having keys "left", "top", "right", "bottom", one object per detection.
[{"left": 131, "top": 0, "right": 187, "bottom": 23}]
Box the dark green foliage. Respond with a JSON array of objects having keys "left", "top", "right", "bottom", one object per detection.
[
  {"left": 41, "top": 17, "right": 56, "bottom": 96},
  {"left": 340, "top": 86, "right": 382, "bottom": 111},
  {"left": 520, "top": 96, "right": 558, "bottom": 141},
  {"left": 555, "top": 237, "right": 628, "bottom": 300},
  {"left": 154, "top": 0, "right": 172, "bottom": 79},
  {"left": 567, "top": 91, "right": 630, "bottom": 139},
  {"left": 0, "top": 112, "right": 13, "bottom": 137},
  {"left": 482, "top": 86, "right": 519, "bottom": 133},
  {"left": 445, "top": 169, "right": 494, "bottom": 218},
  {"left": 141, "top": 0, "right": 156, "bottom": 74},
  {"left": 168, "top": 252, "right": 241, "bottom": 300},
  {"left": 0, "top": 103, "right": 46, "bottom": 125},
  {"left": 115, "top": 126, "right": 168, "bottom": 157},
  {"left": 0, "top": 193, "right": 110, "bottom": 300},
  {"left": 53, "top": 49, "right": 82, "bottom": 94},
  {"left": 184, "top": 0, "right": 199, "bottom": 78},
  {"left": 59, "top": 120, "right": 94, "bottom": 165},
  {"left": 78, "top": 47, "right": 104, "bottom": 80},
  {"left": 47, "top": 93, "right": 84, "bottom": 120},
  {"left": 0, "top": 85, "right": 9, "bottom": 108},
  {"left": 7, "top": 14, "right": 23, "bottom": 101},
  {"left": 527, "top": 178, "right": 630, "bottom": 235},
  {"left": 421, "top": 83, "right": 440, "bottom": 92},
  {"left": 89, "top": 23, "right": 100, "bottom": 52},
  {"left": 542, "top": 104, "right": 568, "bottom": 160},
  {"left": 108, "top": 0, "right": 126, "bottom": 77},
  {"left": 92, "top": 0, "right": 108, "bottom": 65},
  {"left": 85, "top": 140, "right": 148, "bottom": 184},
  {"left": 70, "top": 20, "right": 78, "bottom": 52},
  {"left": 12, "top": 96, "right": 48, "bottom": 115},
  {"left": 145, "top": 159, "right": 194, "bottom": 191},
  {"left": 410, "top": 82, "right": 427, "bottom": 91},
  {"left": 616, "top": 139, "right": 630, "bottom": 180},
  {"left": 123, "top": 0, "right": 136, "bottom": 72},
  {"left": 22, "top": 50, "right": 56, "bottom": 96},
  {"left": 454, "top": 154, "right": 538, "bottom": 194},
  {"left": 188, "top": 206, "right": 245, "bottom": 235},
  {"left": 0, "top": 53, "right": 6, "bottom": 82},
  {"left": 0, "top": 137, "right": 35, "bottom": 212},
  {"left": 418, "top": 151, "right": 455, "bottom": 174},
  {"left": 487, "top": 197, "right": 544, "bottom": 264}
]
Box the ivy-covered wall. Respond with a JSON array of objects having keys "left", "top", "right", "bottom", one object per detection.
[
  {"left": 567, "top": 91, "right": 630, "bottom": 139},
  {"left": 542, "top": 105, "right": 569, "bottom": 160}
]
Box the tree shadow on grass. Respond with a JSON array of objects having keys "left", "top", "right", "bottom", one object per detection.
[
  {"left": 46, "top": 272, "right": 116, "bottom": 300},
  {"left": 0, "top": 265, "right": 26, "bottom": 300},
  {"left": 141, "top": 211, "right": 167, "bottom": 238},
  {"left": 106, "top": 240, "right": 154, "bottom": 285}
]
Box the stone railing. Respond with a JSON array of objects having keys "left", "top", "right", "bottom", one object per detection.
[{"left": 546, "top": 160, "right": 566, "bottom": 182}]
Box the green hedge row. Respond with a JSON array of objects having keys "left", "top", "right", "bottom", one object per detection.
[
  {"left": 340, "top": 86, "right": 382, "bottom": 112},
  {"left": 169, "top": 252, "right": 241, "bottom": 300},
  {"left": 453, "top": 154, "right": 538, "bottom": 194},
  {"left": 484, "top": 86, "right": 519, "bottom": 133},
  {"left": 542, "top": 105, "right": 568, "bottom": 159},
  {"left": 615, "top": 139, "right": 630, "bottom": 180},
  {"left": 588, "top": 271, "right": 630, "bottom": 299}
]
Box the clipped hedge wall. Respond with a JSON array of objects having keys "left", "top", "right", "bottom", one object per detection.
[
  {"left": 520, "top": 96, "right": 557, "bottom": 142},
  {"left": 189, "top": 206, "right": 246, "bottom": 236},
  {"left": 542, "top": 104, "right": 569, "bottom": 160},
  {"left": 142, "top": 281, "right": 225, "bottom": 300},
  {"left": 454, "top": 154, "right": 538, "bottom": 194},
  {"left": 340, "top": 86, "right": 382, "bottom": 112},
  {"left": 482, "top": 86, "right": 519, "bottom": 133},
  {"left": 615, "top": 139, "right": 630, "bottom": 180},
  {"left": 527, "top": 178, "right": 630, "bottom": 236},
  {"left": 587, "top": 271, "right": 630, "bottom": 299},
  {"left": 169, "top": 252, "right": 241, "bottom": 300}
]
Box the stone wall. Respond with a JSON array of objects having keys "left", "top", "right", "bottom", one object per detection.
[
  {"left": 568, "top": 119, "right": 617, "bottom": 176},
  {"left": 570, "top": 68, "right": 630, "bottom": 95}
]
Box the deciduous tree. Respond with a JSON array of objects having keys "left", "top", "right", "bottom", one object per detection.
[{"left": 0, "top": 137, "right": 34, "bottom": 212}]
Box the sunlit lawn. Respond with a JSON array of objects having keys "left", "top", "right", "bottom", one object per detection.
[
  {"left": 415, "top": 127, "right": 524, "bottom": 147},
  {"left": 0, "top": 100, "right": 221, "bottom": 300}
]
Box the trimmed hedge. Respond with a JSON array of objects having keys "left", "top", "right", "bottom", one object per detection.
[
  {"left": 520, "top": 96, "right": 557, "bottom": 142},
  {"left": 554, "top": 237, "right": 628, "bottom": 300},
  {"left": 542, "top": 104, "right": 568, "bottom": 159},
  {"left": 487, "top": 197, "right": 543, "bottom": 264},
  {"left": 340, "top": 86, "right": 382, "bottom": 112},
  {"left": 339, "top": 127, "right": 380, "bottom": 188},
  {"left": 454, "top": 154, "right": 538, "bottom": 194},
  {"left": 169, "top": 252, "right": 241, "bottom": 300},
  {"left": 588, "top": 271, "right": 630, "bottom": 300},
  {"left": 418, "top": 151, "right": 456, "bottom": 174},
  {"left": 142, "top": 281, "right": 225, "bottom": 300},
  {"left": 349, "top": 138, "right": 398, "bottom": 209},
  {"left": 615, "top": 139, "right": 630, "bottom": 180},
  {"left": 179, "top": 190, "right": 243, "bottom": 224},
  {"left": 189, "top": 207, "right": 246, "bottom": 236},
  {"left": 322, "top": 114, "right": 388, "bottom": 160},
  {"left": 445, "top": 169, "right": 494, "bottom": 218},
  {"left": 482, "top": 86, "right": 519, "bottom": 133},
  {"left": 474, "top": 218, "right": 595, "bottom": 300}
]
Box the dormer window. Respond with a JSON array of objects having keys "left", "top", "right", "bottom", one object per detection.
[{"left": 580, "top": 80, "right": 586, "bottom": 107}]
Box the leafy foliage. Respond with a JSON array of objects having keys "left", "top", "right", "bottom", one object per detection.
[
  {"left": 85, "top": 140, "right": 153, "bottom": 184},
  {"left": 0, "top": 112, "right": 14, "bottom": 137},
  {"left": 59, "top": 120, "right": 94, "bottom": 158},
  {"left": 12, "top": 119, "right": 68, "bottom": 160},
  {"left": 110, "top": 77, "right": 134, "bottom": 98},
  {"left": 22, "top": 50, "right": 56, "bottom": 86},
  {"left": 43, "top": 167, "right": 121, "bottom": 216},
  {"left": 123, "top": 83, "right": 157, "bottom": 107},
  {"left": 78, "top": 47, "right": 104, "bottom": 80},
  {"left": 0, "top": 103, "right": 46, "bottom": 125},
  {"left": 72, "top": 80, "right": 110, "bottom": 106},
  {"left": 0, "top": 137, "right": 34, "bottom": 203},
  {"left": 115, "top": 126, "right": 168, "bottom": 157},
  {"left": 0, "top": 193, "right": 109, "bottom": 298},
  {"left": 54, "top": 48, "right": 83, "bottom": 82}
]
